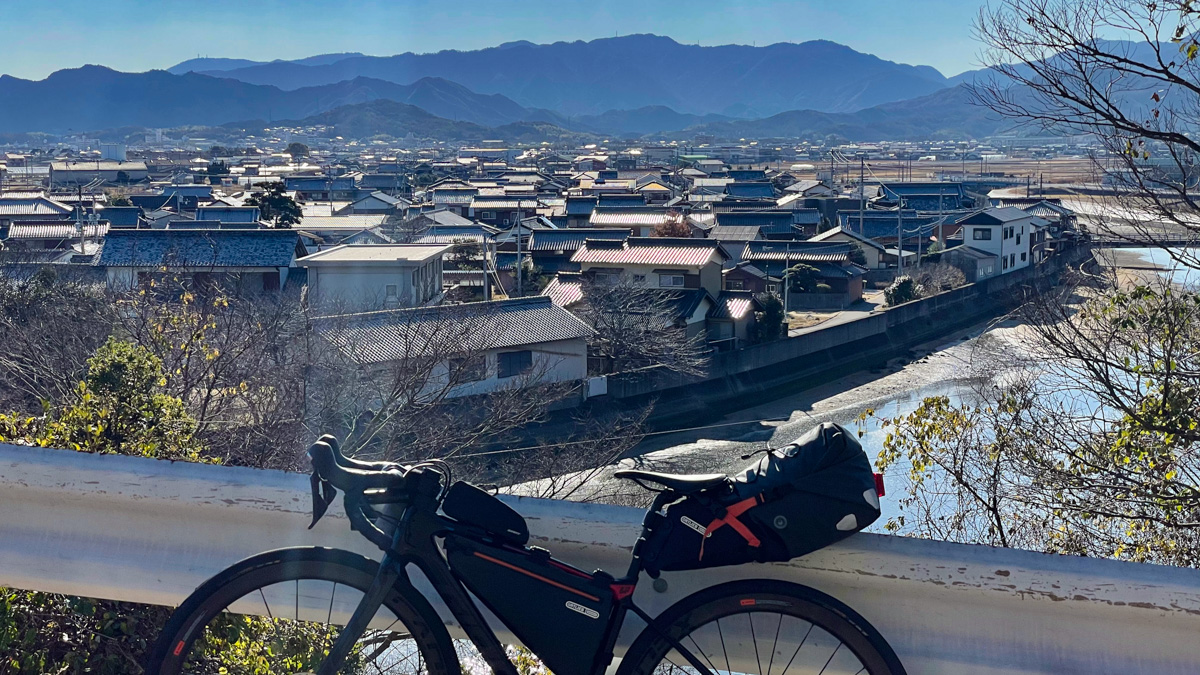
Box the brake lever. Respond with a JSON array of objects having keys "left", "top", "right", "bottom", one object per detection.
[{"left": 308, "top": 471, "right": 339, "bottom": 529}]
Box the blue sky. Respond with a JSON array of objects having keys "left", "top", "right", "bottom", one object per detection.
[{"left": 2, "top": 0, "right": 984, "bottom": 80}]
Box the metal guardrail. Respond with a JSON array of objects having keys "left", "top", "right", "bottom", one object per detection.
[{"left": 1, "top": 443, "right": 1200, "bottom": 673}]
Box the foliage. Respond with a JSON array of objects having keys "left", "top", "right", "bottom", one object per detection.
[
  {"left": 750, "top": 293, "right": 785, "bottom": 343},
  {"left": 206, "top": 161, "right": 229, "bottom": 176},
  {"left": 106, "top": 191, "right": 132, "bottom": 206},
  {"left": 869, "top": 283, "right": 1200, "bottom": 565},
  {"left": 245, "top": 181, "right": 302, "bottom": 228},
  {"left": 911, "top": 262, "right": 965, "bottom": 295},
  {"left": 847, "top": 241, "right": 867, "bottom": 266},
  {"left": 784, "top": 263, "right": 820, "bottom": 293},
  {"left": 285, "top": 142, "right": 310, "bottom": 158},
  {"left": 448, "top": 237, "right": 482, "bottom": 270},
  {"left": 651, "top": 216, "right": 692, "bottom": 238},
  {"left": 883, "top": 275, "right": 917, "bottom": 305}
]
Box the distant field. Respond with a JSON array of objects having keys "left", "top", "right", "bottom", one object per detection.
[{"left": 766, "top": 156, "right": 1105, "bottom": 185}]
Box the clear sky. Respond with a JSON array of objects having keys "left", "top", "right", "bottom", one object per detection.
[{"left": 2, "top": 0, "right": 985, "bottom": 80}]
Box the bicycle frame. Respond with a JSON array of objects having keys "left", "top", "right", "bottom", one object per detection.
[{"left": 316, "top": 486, "right": 715, "bottom": 675}]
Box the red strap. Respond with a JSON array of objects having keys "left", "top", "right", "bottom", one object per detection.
[{"left": 699, "top": 496, "right": 761, "bottom": 561}]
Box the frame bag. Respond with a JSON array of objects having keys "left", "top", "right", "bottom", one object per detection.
[{"left": 640, "top": 422, "right": 881, "bottom": 575}]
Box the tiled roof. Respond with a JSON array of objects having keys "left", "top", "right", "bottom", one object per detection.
[
  {"left": 432, "top": 193, "right": 476, "bottom": 204},
  {"left": 293, "top": 215, "right": 388, "bottom": 229},
  {"left": 470, "top": 199, "right": 540, "bottom": 210},
  {"left": 709, "top": 225, "right": 762, "bottom": 241},
  {"left": 808, "top": 226, "right": 887, "bottom": 251},
  {"left": 725, "top": 182, "right": 777, "bottom": 199},
  {"left": 314, "top": 296, "right": 593, "bottom": 364},
  {"left": 542, "top": 274, "right": 584, "bottom": 307},
  {"left": 0, "top": 197, "right": 73, "bottom": 217},
  {"left": 195, "top": 206, "right": 261, "bottom": 223},
  {"left": 741, "top": 241, "right": 851, "bottom": 263},
  {"left": 573, "top": 237, "right": 727, "bottom": 267},
  {"left": 97, "top": 229, "right": 299, "bottom": 268},
  {"left": 6, "top": 222, "right": 108, "bottom": 240},
  {"left": 528, "top": 228, "right": 628, "bottom": 252},
  {"left": 708, "top": 291, "right": 758, "bottom": 321},
  {"left": 589, "top": 207, "right": 677, "bottom": 228},
  {"left": 100, "top": 206, "right": 142, "bottom": 228}
]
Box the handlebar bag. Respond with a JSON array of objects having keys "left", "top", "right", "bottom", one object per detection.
[
  {"left": 441, "top": 481, "right": 529, "bottom": 546},
  {"left": 640, "top": 422, "right": 880, "bottom": 575},
  {"left": 445, "top": 536, "right": 616, "bottom": 675}
]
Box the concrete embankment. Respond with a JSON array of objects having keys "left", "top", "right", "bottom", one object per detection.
[{"left": 610, "top": 249, "right": 1087, "bottom": 426}]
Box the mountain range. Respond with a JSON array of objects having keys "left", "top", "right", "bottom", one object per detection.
[
  {"left": 175, "top": 34, "right": 952, "bottom": 118},
  {"left": 0, "top": 34, "right": 1044, "bottom": 140}
]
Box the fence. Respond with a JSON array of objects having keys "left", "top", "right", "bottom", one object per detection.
[{"left": 1, "top": 443, "right": 1199, "bottom": 673}]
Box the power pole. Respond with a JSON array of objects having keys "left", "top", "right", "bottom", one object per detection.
[
  {"left": 897, "top": 199, "right": 904, "bottom": 274},
  {"left": 516, "top": 223, "right": 523, "bottom": 297},
  {"left": 858, "top": 155, "right": 865, "bottom": 236}
]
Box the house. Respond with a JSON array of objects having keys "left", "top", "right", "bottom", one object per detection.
[
  {"left": 96, "top": 228, "right": 304, "bottom": 292},
  {"left": 99, "top": 206, "right": 143, "bottom": 228},
  {"left": 739, "top": 240, "right": 866, "bottom": 309},
  {"left": 952, "top": 207, "right": 1042, "bottom": 274},
  {"left": 564, "top": 196, "right": 597, "bottom": 228},
  {"left": 3, "top": 221, "right": 108, "bottom": 252},
  {"left": 723, "top": 262, "right": 780, "bottom": 294},
  {"left": 284, "top": 176, "right": 357, "bottom": 201},
  {"left": 707, "top": 290, "right": 763, "bottom": 350},
  {"left": 572, "top": 237, "right": 729, "bottom": 297},
  {"left": 299, "top": 244, "right": 448, "bottom": 312},
  {"left": 313, "top": 295, "right": 593, "bottom": 398},
  {"left": 838, "top": 209, "right": 960, "bottom": 249},
  {"left": 195, "top": 206, "right": 261, "bottom": 224},
  {"left": 808, "top": 226, "right": 888, "bottom": 269},
  {"left": 879, "top": 182, "right": 972, "bottom": 211},
  {"left": 588, "top": 206, "right": 680, "bottom": 237},
  {"left": 527, "top": 228, "right": 629, "bottom": 273},
  {"left": 50, "top": 161, "right": 149, "bottom": 186},
  {"left": 0, "top": 195, "right": 74, "bottom": 226},
  {"left": 574, "top": 155, "right": 609, "bottom": 171},
  {"left": 337, "top": 191, "right": 409, "bottom": 215},
  {"left": 468, "top": 196, "right": 540, "bottom": 226},
  {"left": 713, "top": 211, "right": 797, "bottom": 239},
  {"left": 783, "top": 180, "right": 837, "bottom": 197},
  {"left": 941, "top": 245, "right": 999, "bottom": 283},
  {"left": 724, "top": 182, "right": 777, "bottom": 200}
]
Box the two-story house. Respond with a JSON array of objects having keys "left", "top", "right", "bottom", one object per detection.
[
  {"left": 299, "top": 244, "right": 449, "bottom": 312},
  {"left": 952, "top": 207, "right": 1043, "bottom": 274}
]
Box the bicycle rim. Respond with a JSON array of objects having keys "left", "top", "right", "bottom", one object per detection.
[
  {"left": 619, "top": 580, "right": 904, "bottom": 675},
  {"left": 147, "top": 547, "right": 456, "bottom": 675}
]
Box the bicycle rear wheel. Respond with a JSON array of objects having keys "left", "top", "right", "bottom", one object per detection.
[
  {"left": 618, "top": 580, "right": 904, "bottom": 675},
  {"left": 146, "top": 547, "right": 457, "bottom": 675}
]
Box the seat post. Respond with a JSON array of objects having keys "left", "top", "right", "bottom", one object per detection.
[{"left": 625, "top": 489, "right": 675, "bottom": 579}]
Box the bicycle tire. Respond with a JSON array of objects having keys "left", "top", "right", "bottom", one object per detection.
[
  {"left": 146, "top": 547, "right": 458, "bottom": 675},
  {"left": 617, "top": 579, "right": 905, "bottom": 675}
]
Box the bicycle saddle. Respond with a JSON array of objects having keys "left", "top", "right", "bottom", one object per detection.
[{"left": 614, "top": 470, "right": 728, "bottom": 494}]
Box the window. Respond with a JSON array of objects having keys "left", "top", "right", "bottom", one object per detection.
[
  {"left": 498, "top": 350, "right": 533, "bottom": 378},
  {"left": 1003, "top": 256, "right": 1009, "bottom": 270},
  {"left": 482, "top": 211, "right": 495, "bottom": 220},
  {"left": 449, "top": 355, "right": 486, "bottom": 382},
  {"left": 632, "top": 274, "right": 646, "bottom": 283},
  {"left": 1010, "top": 254, "right": 1016, "bottom": 267},
  {"left": 385, "top": 284, "right": 398, "bottom": 297},
  {"left": 659, "top": 273, "right": 685, "bottom": 287},
  {"left": 973, "top": 228, "right": 992, "bottom": 241},
  {"left": 1016, "top": 234, "right": 1022, "bottom": 245},
  {"left": 593, "top": 272, "right": 619, "bottom": 285},
  {"left": 1021, "top": 252, "right": 1027, "bottom": 262},
  {"left": 261, "top": 273, "right": 279, "bottom": 291},
  {"left": 726, "top": 279, "right": 745, "bottom": 291}
]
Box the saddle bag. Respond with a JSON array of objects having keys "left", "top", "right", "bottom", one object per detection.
[
  {"left": 639, "top": 422, "right": 882, "bottom": 575},
  {"left": 445, "top": 536, "right": 616, "bottom": 675}
]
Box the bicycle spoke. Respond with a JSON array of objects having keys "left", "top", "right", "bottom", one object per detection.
[
  {"left": 766, "top": 611, "right": 783, "bottom": 675},
  {"left": 817, "top": 642, "right": 842, "bottom": 675},
  {"left": 258, "top": 588, "right": 273, "bottom": 620},
  {"left": 777, "top": 621, "right": 814, "bottom": 675},
  {"left": 717, "top": 617, "right": 732, "bottom": 674},
  {"left": 749, "top": 612, "right": 763, "bottom": 675},
  {"left": 687, "top": 632, "right": 721, "bottom": 675}
]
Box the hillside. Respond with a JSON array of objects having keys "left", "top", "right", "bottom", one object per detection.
[
  {"left": 225, "top": 99, "right": 588, "bottom": 143},
  {"left": 0, "top": 67, "right": 539, "bottom": 132},
  {"left": 194, "top": 34, "right": 951, "bottom": 116},
  {"left": 681, "top": 85, "right": 1015, "bottom": 141}
]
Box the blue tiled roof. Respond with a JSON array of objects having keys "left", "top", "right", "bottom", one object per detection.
[
  {"left": 724, "top": 182, "right": 777, "bottom": 199},
  {"left": 97, "top": 229, "right": 299, "bottom": 268}
]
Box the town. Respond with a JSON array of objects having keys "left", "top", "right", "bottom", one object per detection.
[{"left": 1, "top": 1, "right": 1198, "bottom": 673}]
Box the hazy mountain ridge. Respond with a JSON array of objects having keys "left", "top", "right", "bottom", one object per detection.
[
  {"left": 0, "top": 67, "right": 541, "bottom": 131},
  {"left": 191, "top": 34, "right": 951, "bottom": 116}
]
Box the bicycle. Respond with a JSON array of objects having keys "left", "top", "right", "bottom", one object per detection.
[{"left": 148, "top": 434, "right": 905, "bottom": 675}]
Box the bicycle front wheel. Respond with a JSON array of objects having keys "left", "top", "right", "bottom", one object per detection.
[
  {"left": 146, "top": 547, "right": 457, "bottom": 675},
  {"left": 618, "top": 579, "right": 905, "bottom": 675}
]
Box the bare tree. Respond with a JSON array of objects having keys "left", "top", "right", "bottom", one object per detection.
[
  {"left": 972, "top": 0, "right": 1200, "bottom": 262},
  {"left": 573, "top": 276, "right": 711, "bottom": 377}
]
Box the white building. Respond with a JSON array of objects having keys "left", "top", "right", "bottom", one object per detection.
[
  {"left": 299, "top": 244, "right": 449, "bottom": 312},
  {"left": 313, "top": 296, "right": 593, "bottom": 398},
  {"left": 953, "top": 207, "right": 1045, "bottom": 275}
]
